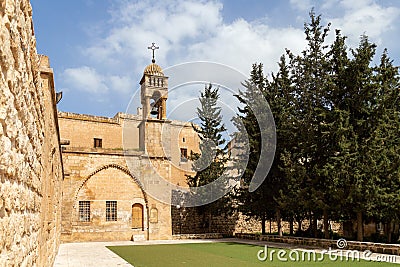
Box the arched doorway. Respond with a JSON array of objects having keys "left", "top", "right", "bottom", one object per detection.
[{"left": 132, "top": 203, "right": 144, "bottom": 230}]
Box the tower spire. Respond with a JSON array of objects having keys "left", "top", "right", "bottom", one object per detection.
[{"left": 147, "top": 42, "right": 159, "bottom": 63}]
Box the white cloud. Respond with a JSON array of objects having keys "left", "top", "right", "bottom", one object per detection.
[
  {"left": 328, "top": 1, "right": 400, "bottom": 47},
  {"left": 83, "top": 0, "right": 307, "bottom": 78},
  {"left": 85, "top": 0, "right": 224, "bottom": 73},
  {"left": 290, "top": 0, "right": 313, "bottom": 11},
  {"left": 62, "top": 66, "right": 109, "bottom": 94},
  {"left": 288, "top": 0, "right": 400, "bottom": 50},
  {"left": 62, "top": 66, "right": 133, "bottom": 96},
  {"left": 187, "top": 19, "right": 305, "bottom": 74},
  {"left": 321, "top": 0, "right": 339, "bottom": 10},
  {"left": 109, "top": 75, "right": 133, "bottom": 94},
  {"left": 60, "top": 0, "right": 400, "bottom": 114},
  {"left": 339, "top": 0, "right": 374, "bottom": 10},
  {"left": 58, "top": 0, "right": 311, "bottom": 109}
]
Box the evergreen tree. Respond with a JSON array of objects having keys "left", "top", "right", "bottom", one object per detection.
[
  {"left": 233, "top": 10, "right": 400, "bottom": 241},
  {"left": 187, "top": 84, "right": 229, "bottom": 232},
  {"left": 325, "top": 36, "right": 380, "bottom": 241},
  {"left": 323, "top": 36, "right": 400, "bottom": 241},
  {"left": 283, "top": 11, "right": 335, "bottom": 237},
  {"left": 364, "top": 50, "right": 400, "bottom": 242},
  {"left": 231, "top": 63, "right": 277, "bottom": 234},
  {"left": 268, "top": 55, "right": 304, "bottom": 236}
]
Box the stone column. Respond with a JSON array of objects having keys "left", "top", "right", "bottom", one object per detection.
[
  {"left": 143, "top": 96, "right": 150, "bottom": 118},
  {"left": 161, "top": 98, "right": 167, "bottom": 119}
]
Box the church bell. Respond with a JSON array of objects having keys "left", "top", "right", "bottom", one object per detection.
[{"left": 150, "top": 106, "right": 158, "bottom": 115}]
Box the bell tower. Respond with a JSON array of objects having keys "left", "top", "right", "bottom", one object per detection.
[
  {"left": 140, "top": 43, "right": 168, "bottom": 120},
  {"left": 139, "top": 43, "right": 170, "bottom": 154}
]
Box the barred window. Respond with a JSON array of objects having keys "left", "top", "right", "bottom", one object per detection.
[
  {"left": 106, "top": 201, "right": 117, "bottom": 221},
  {"left": 79, "top": 201, "right": 90, "bottom": 222}
]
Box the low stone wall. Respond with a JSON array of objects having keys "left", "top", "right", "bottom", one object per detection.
[
  {"left": 172, "top": 233, "right": 223, "bottom": 240},
  {"left": 235, "top": 233, "right": 400, "bottom": 255}
]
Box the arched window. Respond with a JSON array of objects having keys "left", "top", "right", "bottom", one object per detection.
[{"left": 132, "top": 203, "right": 144, "bottom": 229}]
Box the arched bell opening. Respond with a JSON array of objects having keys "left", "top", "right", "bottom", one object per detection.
[{"left": 149, "top": 91, "right": 166, "bottom": 120}]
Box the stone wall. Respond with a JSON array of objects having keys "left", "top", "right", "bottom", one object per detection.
[
  {"left": 171, "top": 209, "right": 343, "bottom": 238},
  {"left": 234, "top": 217, "right": 342, "bottom": 235},
  {"left": 58, "top": 110, "right": 201, "bottom": 242},
  {"left": 170, "top": 209, "right": 302, "bottom": 236},
  {"left": 58, "top": 112, "right": 135, "bottom": 150},
  {"left": 59, "top": 147, "right": 151, "bottom": 242},
  {"left": 0, "top": 1, "right": 63, "bottom": 266},
  {"left": 58, "top": 151, "right": 174, "bottom": 242},
  {"left": 171, "top": 206, "right": 238, "bottom": 235},
  {"left": 58, "top": 113, "right": 178, "bottom": 241}
]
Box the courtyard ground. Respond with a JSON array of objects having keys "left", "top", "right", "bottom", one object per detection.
[{"left": 53, "top": 238, "right": 400, "bottom": 266}]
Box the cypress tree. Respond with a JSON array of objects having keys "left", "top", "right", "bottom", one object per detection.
[{"left": 187, "top": 84, "right": 229, "bottom": 232}]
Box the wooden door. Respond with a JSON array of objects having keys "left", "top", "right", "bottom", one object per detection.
[{"left": 132, "top": 204, "right": 143, "bottom": 229}]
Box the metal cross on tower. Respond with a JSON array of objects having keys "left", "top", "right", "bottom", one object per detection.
[{"left": 147, "top": 42, "right": 159, "bottom": 63}]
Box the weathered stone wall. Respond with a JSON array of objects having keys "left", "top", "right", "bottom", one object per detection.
[
  {"left": 58, "top": 112, "right": 134, "bottom": 150},
  {"left": 0, "top": 1, "right": 63, "bottom": 266},
  {"left": 58, "top": 108, "right": 202, "bottom": 242},
  {"left": 171, "top": 207, "right": 238, "bottom": 235},
  {"left": 170, "top": 122, "right": 199, "bottom": 186},
  {"left": 59, "top": 150, "right": 174, "bottom": 242},
  {"left": 171, "top": 209, "right": 343, "bottom": 237},
  {"left": 59, "top": 113, "right": 199, "bottom": 241},
  {"left": 59, "top": 147, "right": 151, "bottom": 242},
  {"left": 234, "top": 216, "right": 343, "bottom": 235},
  {"left": 170, "top": 209, "right": 292, "bottom": 236}
]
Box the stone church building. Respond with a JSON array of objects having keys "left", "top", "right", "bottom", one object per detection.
[
  {"left": 58, "top": 59, "right": 201, "bottom": 242},
  {"left": 0, "top": 1, "right": 344, "bottom": 266}
]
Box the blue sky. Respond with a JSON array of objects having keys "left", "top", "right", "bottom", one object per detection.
[{"left": 31, "top": 0, "right": 400, "bottom": 121}]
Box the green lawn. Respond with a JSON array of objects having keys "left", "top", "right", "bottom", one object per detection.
[{"left": 107, "top": 242, "right": 397, "bottom": 267}]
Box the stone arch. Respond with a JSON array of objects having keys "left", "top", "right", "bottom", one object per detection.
[
  {"left": 151, "top": 90, "right": 162, "bottom": 102},
  {"left": 73, "top": 164, "right": 148, "bottom": 208}
]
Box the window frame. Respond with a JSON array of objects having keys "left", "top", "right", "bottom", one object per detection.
[
  {"left": 78, "top": 201, "right": 90, "bottom": 222},
  {"left": 94, "top": 138, "right": 102, "bottom": 148},
  {"left": 180, "top": 148, "right": 188, "bottom": 162},
  {"left": 106, "top": 201, "right": 117, "bottom": 221}
]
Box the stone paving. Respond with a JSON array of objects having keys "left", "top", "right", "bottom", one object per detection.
[
  {"left": 53, "top": 238, "right": 400, "bottom": 266},
  {"left": 53, "top": 239, "right": 217, "bottom": 267},
  {"left": 53, "top": 241, "right": 132, "bottom": 267}
]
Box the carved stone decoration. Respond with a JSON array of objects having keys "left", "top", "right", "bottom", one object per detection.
[{"left": 150, "top": 206, "right": 158, "bottom": 223}]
